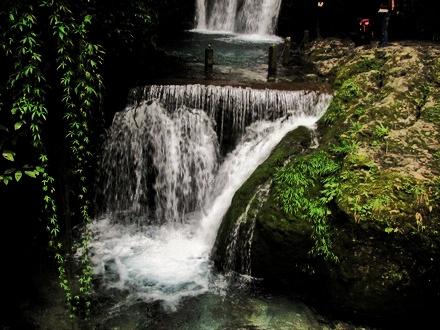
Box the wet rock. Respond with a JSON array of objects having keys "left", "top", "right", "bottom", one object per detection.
[{"left": 214, "top": 40, "right": 440, "bottom": 326}]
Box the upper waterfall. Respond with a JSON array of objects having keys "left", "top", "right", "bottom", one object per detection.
[{"left": 195, "top": 0, "right": 283, "bottom": 35}]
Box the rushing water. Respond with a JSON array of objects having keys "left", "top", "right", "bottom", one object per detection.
[
  {"left": 195, "top": 0, "right": 283, "bottom": 36},
  {"left": 89, "top": 84, "right": 331, "bottom": 327}
]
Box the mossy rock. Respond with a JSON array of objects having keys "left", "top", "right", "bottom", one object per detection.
[
  {"left": 212, "top": 126, "right": 314, "bottom": 268},
  {"left": 213, "top": 42, "right": 440, "bottom": 326}
]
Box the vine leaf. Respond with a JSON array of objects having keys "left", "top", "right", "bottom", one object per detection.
[
  {"left": 25, "top": 170, "right": 38, "bottom": 178},
  {"left": 2, "top": 151, "right": 15, "bottom": 162},
  {"left": 2, "top": 177, "right": 10, "bottom": 185},
  {"left": 15, "top": 171, "right": 22, "bottom": 182},
  {"left": 14, "top": 122, "right": 23, "bottom": 130}
]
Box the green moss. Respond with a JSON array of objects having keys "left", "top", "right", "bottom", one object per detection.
[
  {"left": 433, "top": 58, "right": 440, "bottom": 84},
  {"left": 337, "top": 166, "right": 432, "bottom": 231},
  {"left": 334, "top": 56, "right": 384, "bottom": 88},
  {"left": 319, "top": 47, "right": 440, "bottom": 232},
  {"left": 344, "top": 151, "right": 377, "bottom": 171},
  {"left": 337, "top": 79, "right": 361, "bottom": 103},
  {"left": 422, "top": 105, "right": 440, "bottom": 124},
  {"left": 213, "top": 126, "right": 313, "bottom": 264}
]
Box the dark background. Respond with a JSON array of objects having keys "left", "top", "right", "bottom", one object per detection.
[{"left": 278, "top": 0, "right": 440, "bottom": 40}]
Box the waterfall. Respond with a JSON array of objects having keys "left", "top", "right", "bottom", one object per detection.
[
  {"left": 195, "top": 0, "right": 207, "bottom": 29},
  {"left": 129, "top": 84, "right": 325, "bottom": 146},
  {"left": 195, "top": 0, "right": 283, "bottom": 35},
  {"left": 91, "top": 84, "right": 332, "bottom": 307},
  {"left": 99, "top": 101, "right": 219, "bottom": 223},
  {"left": 223, "top": 182, "right": 271, "bottom": 275},
  {"left": 207, "top": 0, "right": 238, "bottom": 32}
]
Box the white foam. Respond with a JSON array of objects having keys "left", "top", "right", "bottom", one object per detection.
[{"left": 189, "top": 29, "right": 282, "bottom": 43}]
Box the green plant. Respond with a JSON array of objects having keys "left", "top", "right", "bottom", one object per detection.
[
  {"left": 43, "top": 0, "right": 104, "bottom": 317},
  {"left": 374, "top": 122, "right": 390, "bottom": 139},
  {"left": 350, "top": 121, "right": 363, "bottom": 135},
  {"left": 354, "top": 106, "right": 366, "bottom": 117},
  {"left": 4, "top": 3, "right": 74, "bottom": 312},
  {"left": 422, "top": 105, "right": 440, "bottom": 124},
  {"left": 275, "top": 151, "right": 340, "bottom": 262},
  {"left": 331, "top": 139, "right": 359, "bottom": 156},
  {"left": 334, "top": 56, "right": 384, "bottom": 87},
  {"left": 414, "top": 83, "right": 431, "bottom": 110},
  {"left": 1, "top": 0, "right": 105, "bottom": 318},
  {"left": 337, "top": 79, "right": 361, "bottom": 103}
]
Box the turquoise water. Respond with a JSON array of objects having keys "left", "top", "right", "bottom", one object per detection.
[
  {"left": 159, "top": 31, "right": 283, "bottom": 82},
  {"left": 90, "top": 283, "right": 342, "bottom": 330}
]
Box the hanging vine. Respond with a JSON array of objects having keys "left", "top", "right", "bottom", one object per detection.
[
  {"left": 1, "top": 0, "right": 154, "bottom": 321},
  {"left": 5, "top": 3, "right": 75, "bottom": 314},
  {"left": 74, "top": 13, "right": 104, "bottom": 316},
  {"left": 40, "top": 0, "right": 104, "bottom": 316},
  {"left": 41, "top": 0, "right": 104, "bottom": 316},
  {"left": 1, "top": 0, "right": 104, "bottom": 318}
]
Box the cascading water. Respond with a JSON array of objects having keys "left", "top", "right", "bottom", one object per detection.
[
  {"left": 195, "top": 0, "right": 283, "bottom": 35},
  {"left": 90, "top": 84, "right": 331, "bottom": 308},
  {"left": 99, "top": 102, "right": 218, "bottom": 223},
  {"left": 129, "top": 84, "right": 325, "bottom": 148},
  {"left": 223, "top": 181, "right": 271, "bottom": 275}
]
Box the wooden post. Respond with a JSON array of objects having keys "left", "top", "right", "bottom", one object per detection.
[
  {"left": 267, "top": 44, "right": 277, "bottom": 82},
  {"left": 282, "top": 37, "right": 291, "bottom": 66},
  {"left": 205, "top": 44, "right": 214, "bottom": 79},
  {"left": 303, "top": 30, "right": 310, "bottom": 45},
  {"left": 299, "top": 30, "right": 310, "bottom": 54}
]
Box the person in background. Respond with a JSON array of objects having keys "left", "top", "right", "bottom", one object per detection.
[
  {"left": 316, "top": 1, "right": 325, "bottom": 39},
  {"left": 378, "top": 0, "right": 396, "bottom": 47},
  {"left": 358, "top": 18, "right": 373, "bottom": 45}
]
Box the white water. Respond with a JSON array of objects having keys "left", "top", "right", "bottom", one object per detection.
[
  {"left": 223, "top": 181, "right": 271, "bottom": 275},
  {"left": 195, "top": 0, "right": 283, "bottom": 37},
  {"left": 195, "top": 0, "right": 207, "bottom": 29},
  {"left": 90, "top": 85, "right": 331, "bottom": 308}
]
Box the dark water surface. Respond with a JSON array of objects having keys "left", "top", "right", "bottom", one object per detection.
[{"left": 157, "top": 31, "right": 313, "bottom": 83}]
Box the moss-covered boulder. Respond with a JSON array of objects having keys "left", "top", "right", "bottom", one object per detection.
[
  {"left": 213, "top": 42, "right": 440, "bottom": 325},
  {"left": 213, "top": 126, "right": 315, "bottom": 271}
]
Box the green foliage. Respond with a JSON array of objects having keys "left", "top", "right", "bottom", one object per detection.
[
  {"left": 385, "top": 226, "right": 399, "bottom": 234},
  {"left": 329, "top": 120, "right": 362, "bottom": 157},
  {"left": 3, "top": 2, "right": 74, "bottom": 314},
  {"left": 422, "top": 104, "right": 440, "bottom": 124},
  {"left": 2, "top": 151, "right": 15, "bottom": 162},
  {"left": 321, "top": 100, "right": 342, "bottom": 125},
  {"left": 43, "top": 0, "right": 104, "bottom": 317},
  {"left": 274, "top": 151, "right": 340, "bottom": 262},
  {"left": 354, "top": 106, "right": 366, "bottom": 117},
  {"left": 335, "top": 56, "right": 384, "bottom": 87},
  {"left": 337, "top": 79, "right": 361, "bottom": 103},
  {"left": 331, "top": 139, "right": 359, "bottom": 156},
  {"left": 1, "top": 0, "right": 106, "bottom": 319},
  {"left": 374, "top": 122, "right": 390, "bottom": 139}
]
